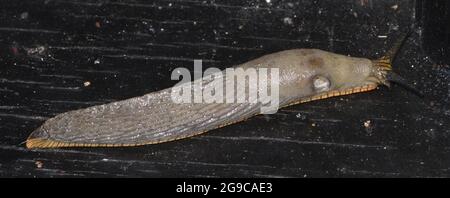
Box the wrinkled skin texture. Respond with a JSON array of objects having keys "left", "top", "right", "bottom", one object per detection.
[{"left": 26, "top": 49, "right": 387, "bottom": 148}]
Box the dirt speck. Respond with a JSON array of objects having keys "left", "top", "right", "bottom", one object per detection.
[
  {"left": 35, "top": 161, "right": 43, "bottom": 168},
  {"left": 363, "top": 120, "right": 371, "bottom": 128},
  {"left": 391, "top": 4, "right": 398, "bottom": 10},
  {"left": 283, "top": 17, "right": 293, "bottom": 26},
  {"left": 83, "top": 81, "right": 91, "bottom": 87},
  {"left": 20, "top": 12, "right": 29, "bottom": 20}
]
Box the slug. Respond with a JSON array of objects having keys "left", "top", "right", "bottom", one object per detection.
[{"left": 26, "top": 35, "right": 415, "bottom": 149}]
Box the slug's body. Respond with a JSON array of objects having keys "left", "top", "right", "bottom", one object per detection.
[{"left": 26, "top": 48, "right": 396, "bottom": 148}]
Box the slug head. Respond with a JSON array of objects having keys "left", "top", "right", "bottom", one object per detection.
[
  {"left": 287, "top": 28, "right": 422, "bottom": 102},
  {"left": 371, "top": 31, "right": 423, "bottom": 97}
]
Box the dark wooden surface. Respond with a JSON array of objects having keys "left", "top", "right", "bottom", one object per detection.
[{"left": 0, "top": 0, "right": 449, "bottom": 177}]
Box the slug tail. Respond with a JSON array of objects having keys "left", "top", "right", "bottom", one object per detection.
[
  {"left": 26, "top": 136, "right": 154, "bottom": 148},
  {"left": 26, "top": 79, "right": 264, "bottom": 149}
]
